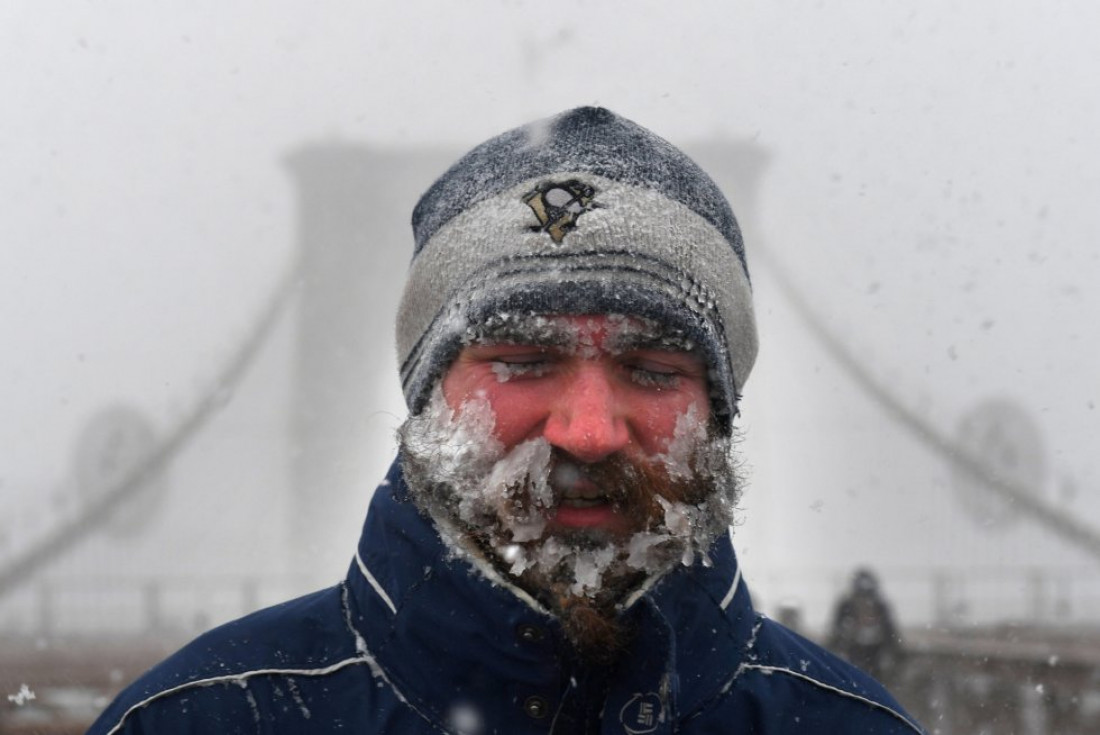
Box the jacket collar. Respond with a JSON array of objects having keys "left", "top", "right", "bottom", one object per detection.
[{"left": 345, "top": 459, "right": 758, "bottom": 732}]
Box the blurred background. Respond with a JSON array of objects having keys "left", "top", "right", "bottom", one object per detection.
[{"left": 2, "top": 2, "right": 1099, "bottom": 732}]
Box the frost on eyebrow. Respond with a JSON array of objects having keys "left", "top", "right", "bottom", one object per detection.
[
  {"left": 461, "top": 312, "right": 696, "bottom": 356},
  {"left": 600, "top": 313, "right": 696, "bottom": 355},
  {"left": 462, "top": 313, "right": 576, "bottom": 349}
]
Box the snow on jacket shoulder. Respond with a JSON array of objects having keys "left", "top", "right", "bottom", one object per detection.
[{"left": 89, "top": 460, "right": 924, "bottom": 734}]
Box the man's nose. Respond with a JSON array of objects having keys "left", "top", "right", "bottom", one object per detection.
[{"left": 542, "top": 364, "right": 630, "bottom": 462}]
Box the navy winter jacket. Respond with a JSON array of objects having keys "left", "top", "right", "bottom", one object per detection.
[{"left": 89, "top": 460, "right": 924, "bottom": 733}]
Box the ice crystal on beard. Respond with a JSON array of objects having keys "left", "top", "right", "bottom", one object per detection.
[
  {"left": 656, "top": 497, "right": 700, "bottom": 567},
  {"left": 400, "top": 387, "right": 552, "bottom": 550},
  {"left": 406, "top": 387, "right": 503, "bottom": 486},
  {"left": 657, "top": 497, "right": 693, "bottom": 537},
  {"left": 654, "top": 404, "right": 708, "bottom": 481},
  {"left": 625, "top": 532, "right": 667, "bottom": 568},
  {"left": 523, "top": 535, "right": 618, "bottom": 599},
  {"left": 570, "top": 545, "right": 617, "bottom": 597},
  {"left": 483, "top": 438, "right": 553, "bottom": 542}
]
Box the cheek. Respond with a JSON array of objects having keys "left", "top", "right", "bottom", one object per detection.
[
  {"left": 485, "top": 388, "right": 552, "bottom": 447},
  {"left": 629, "top": 393, "right": 709, "bottom": 454},
  {"left": 633, "top": 412, "right": 681, "bottom": 452},
  {"left": 443, "top": 373, "right": 551, "bottom": 449}
]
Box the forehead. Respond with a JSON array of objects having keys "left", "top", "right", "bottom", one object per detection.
[{"left": 462, "top": 313, "right": 698, "bottom": 354}]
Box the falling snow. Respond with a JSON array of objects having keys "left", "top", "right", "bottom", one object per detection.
[{"left": 7, "top": 684, "right": 35, "bottom": 706}]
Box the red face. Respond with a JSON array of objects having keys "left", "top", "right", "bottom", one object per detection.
[{"left": 441, "top": 315, "right": 710, "bottom": 538}]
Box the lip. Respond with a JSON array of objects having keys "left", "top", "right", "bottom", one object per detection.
[
  {"left": 547, "top": 460, "right": 633, "bottom": 533},
  {"left": 549, "top": 502, "right": 627, "bottom": 533}
]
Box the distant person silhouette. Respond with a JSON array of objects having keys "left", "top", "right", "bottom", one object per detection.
[{"left": 829, "top": 568, "right": 902, "bottom": 682}]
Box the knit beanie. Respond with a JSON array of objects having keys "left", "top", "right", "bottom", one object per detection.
[{"left": 396, "top": 107, "right": 757, "bottom": 432}]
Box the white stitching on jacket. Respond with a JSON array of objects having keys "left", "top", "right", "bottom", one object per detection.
[
  {"left": 719, "top": 533, "right": 742, "bottom": 610},
  {"left": 737, "top": 664, "right": 925, "bottom": 733},
  {"left": 101, "top": 657, "right": 369, "bottom": 735},
  {"left": 356, "top": 547, "right": 398, "bottom": 615}
]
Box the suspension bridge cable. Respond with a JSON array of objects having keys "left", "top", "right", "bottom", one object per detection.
[
  {"left": 0, "top": 257, "right": 303, "bottom": 600},
  {"left": 753, "top": 245, "right": 1100, "bottom": 563}
]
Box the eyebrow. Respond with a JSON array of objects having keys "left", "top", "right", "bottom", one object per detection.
[
  {"left": 605, "top": 325, "right": 696, "bottom": 355},
  {"left": 461, "top": 314, "right": 574, "bottom": 348},
  {"left": 462, "top": 313, "right": 697, "bottom": 355}
]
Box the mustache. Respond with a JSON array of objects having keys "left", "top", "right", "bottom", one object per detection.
[{"left": 514, "top": 449, "right": 705, "bottom": 525}]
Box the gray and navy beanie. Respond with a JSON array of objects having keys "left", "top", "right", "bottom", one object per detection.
[{"left": 396, "top": 107, "right": 758, "bottom": 433}]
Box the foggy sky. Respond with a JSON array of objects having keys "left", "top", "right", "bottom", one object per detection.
[{"left": 3, "top": 2, "right": 1099, "bottom": 626}]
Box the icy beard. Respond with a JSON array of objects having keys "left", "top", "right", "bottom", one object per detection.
[{"left": 397, "top": 386, "right": 742, "bottom": 665}]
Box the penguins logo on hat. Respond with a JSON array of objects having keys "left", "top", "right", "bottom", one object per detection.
[{"left": 522, "top": 179, "right": 598, "bottom": 243}]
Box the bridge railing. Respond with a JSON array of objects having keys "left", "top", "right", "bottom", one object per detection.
[
  {"left": 749, "top": 565, "right": 1100, "bottom": 635},
  {"left": 0, "top": 574, "right": 319, "bottom": 639},
  {"left": 3, "top": 565, "right": 1099, "bottom": 640}
]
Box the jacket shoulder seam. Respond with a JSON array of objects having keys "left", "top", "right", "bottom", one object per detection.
[
  {"left": 738, "top": 664, "right": 924, "bottom": 733},
  {"left": 100, "top": 656, "right": 369, "bottom": 735}
]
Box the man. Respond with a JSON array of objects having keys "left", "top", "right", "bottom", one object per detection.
[
  {"left": 90, "top": 107, "right": 923, "bottom": 733},
  {"left": 829, "top": 568, "right": 903, "bottom": 684}
]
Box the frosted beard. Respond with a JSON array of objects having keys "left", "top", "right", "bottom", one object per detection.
[{"left": 398, "top": 386, "right": 743, "bottom": 664}]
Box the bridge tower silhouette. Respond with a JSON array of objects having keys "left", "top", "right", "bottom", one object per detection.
[{"left": 1, "top": 139, "right": 1096, "bottom": 625}]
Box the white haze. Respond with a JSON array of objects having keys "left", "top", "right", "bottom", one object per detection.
[{"left": 2, "top": 1, "right": 1099, "bottom": 631}]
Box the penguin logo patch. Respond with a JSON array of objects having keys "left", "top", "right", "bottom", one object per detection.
[{"left": 523, "top": 179, "right": 598, "bottom": 243}]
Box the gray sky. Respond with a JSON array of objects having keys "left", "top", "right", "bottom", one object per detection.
[{"left": 3, "top": 1, "right": 1099, "bottom": 623}]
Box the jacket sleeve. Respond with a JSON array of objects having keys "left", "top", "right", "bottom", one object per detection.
[{"left": 88, "top": 678, "right": 269, "bottom": 735}]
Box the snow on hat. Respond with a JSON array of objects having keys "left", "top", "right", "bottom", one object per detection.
[{"left": 396, "top": 106, "right": 757, "bottom": 432}]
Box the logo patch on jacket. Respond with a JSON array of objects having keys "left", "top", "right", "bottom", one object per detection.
[
  {"left": 523, "top": 179, "right": 597, "bottom": 243},
  {"left": 620, "top": 692, "right": 664, "bottom": 734}
]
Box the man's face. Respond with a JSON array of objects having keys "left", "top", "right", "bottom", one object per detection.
[
  {"left": 399, "top": 313, "right": 740, "bottom": 659},
  {"left": 441, "top": 314, "right": 710, "bottom": 539}
]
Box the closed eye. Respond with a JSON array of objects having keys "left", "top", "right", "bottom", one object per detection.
[
  {"left": 620, "top": 350, "right": 704, "bottom": 390},
  {"left": 483, "top": 350, "right": 559, "bottom": 382},
  {"left": 623, "top": 360, "right": 683, "bottom": 389},
  {"left": 492, "top": 358, "right": 551, "bottom": 376}
]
